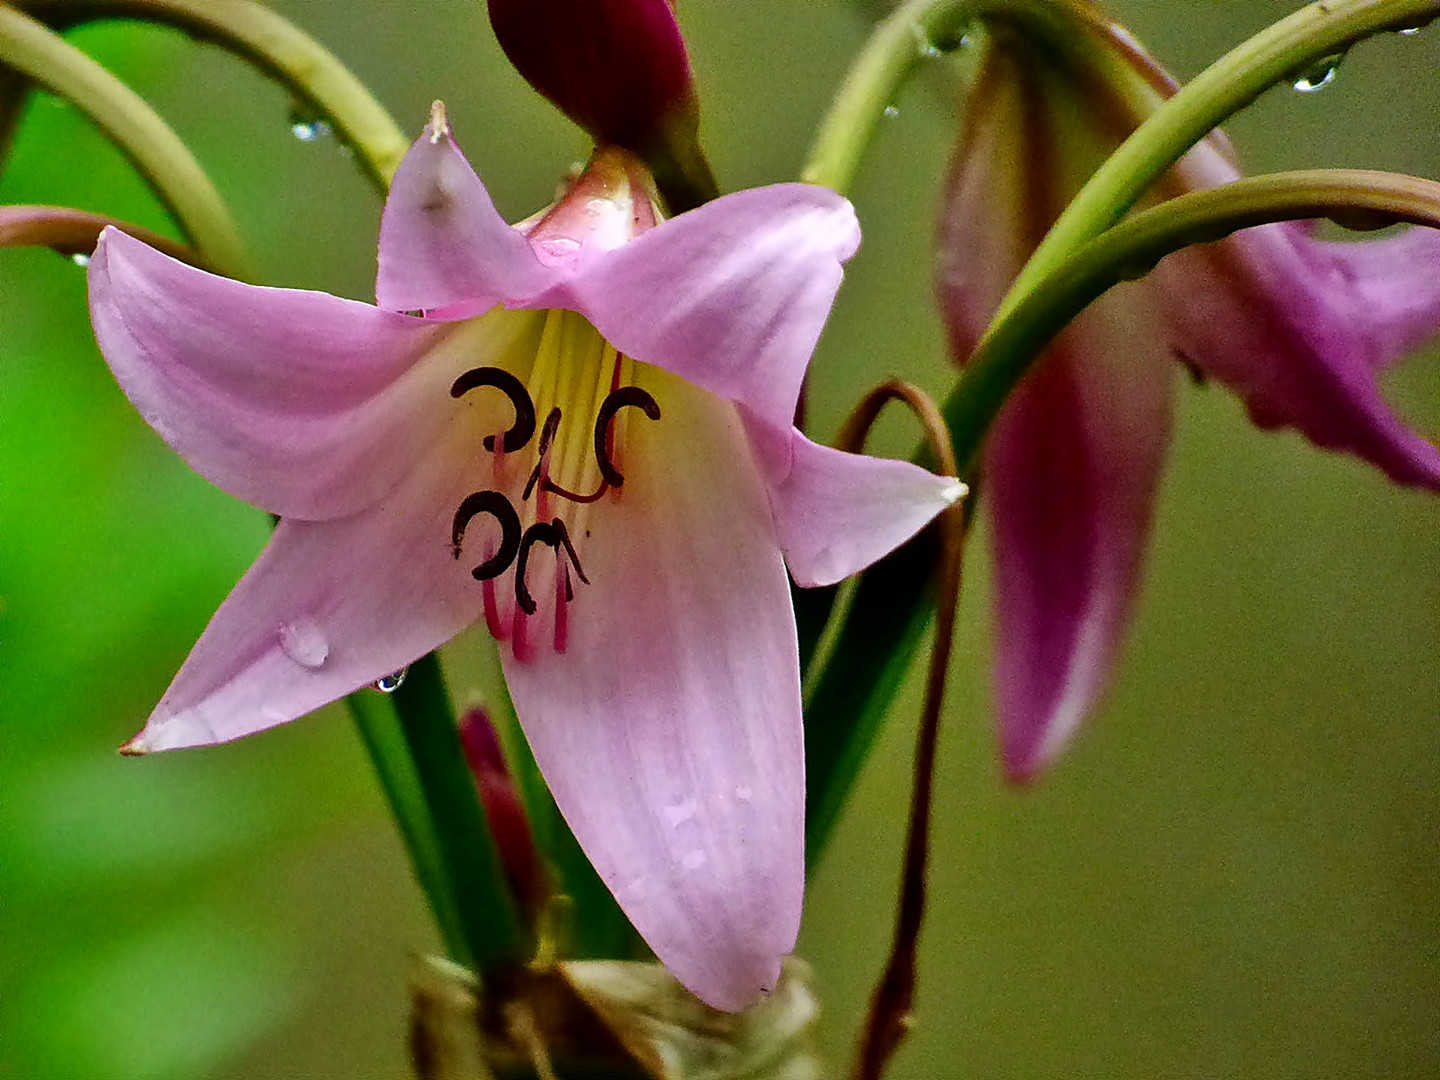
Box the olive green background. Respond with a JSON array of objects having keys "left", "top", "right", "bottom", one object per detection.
[{"left": 1, "top": 1, "right": 1436, "bottom": 1076}]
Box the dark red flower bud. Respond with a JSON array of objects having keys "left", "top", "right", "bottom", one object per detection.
[
  {"left": 459, "top": 707, "right": 547, "bottom": 919},
  {"left": 486, "top": 0, "right": 716, "bottom": 212},
  {"left": 487, "top": 0, "right": 695, "bottom": 152}
]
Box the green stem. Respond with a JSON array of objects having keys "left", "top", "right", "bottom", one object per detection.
[
  {"left": 998, "top": 0, "right": 1440, "bottom": 316},
  {"left": 0, "top": 2, "right": 247, "bottom": 275},
  {"left": 802, "top": 0, "right": 1100, "bottom": 195},
  {"left": 805, "top": 166, "right": 1440, "bottom": 862},
  {"left": 348, "top": 691, "right": 471, "bottom": 964},
  {"left": 947, "top": 168, "right": 1440, "bottom": 468},
  {"left": 391, "top": 653, "right": 528, "bottom": 974},
  {"left": 10, "top": 0, "right": 410, "bottom": 192}
]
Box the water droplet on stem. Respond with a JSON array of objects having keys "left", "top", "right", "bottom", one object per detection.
[
  {"left": 288, "top": 103, "right": 333, "bottom": 142},
  {"left": 1292, "top": 54, "right": 1343, "bottom": 92}
]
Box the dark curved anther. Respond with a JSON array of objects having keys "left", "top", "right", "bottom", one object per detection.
[
  {"left": 522, "top": 408, "right": 564, "bottom": 502},
  {"left": 450, "top": 367, "right": 536, "bottom": 454},
  {"left": 451, "top": 490, "right": 521, "bottom": 580},
  {"left": 593, "top": 386, "right": 661, "bottom": 488},
  {"left": 515, "top": 518, "right": 590, "bottom": 615}
]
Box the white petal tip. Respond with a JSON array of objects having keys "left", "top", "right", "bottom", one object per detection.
[
  {"left": 940, "top": 478, "right": 969, "bottom": 505},
  {"left": 427, "top": 99, "right": 450, "bottom": 142},
  {"left": 118, "top": 733, "right": 151, "bottom": 756}
]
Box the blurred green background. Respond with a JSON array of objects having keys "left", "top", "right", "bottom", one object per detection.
[{"left": 1, "top": 1, "right": 1437, "bottom": 1076}]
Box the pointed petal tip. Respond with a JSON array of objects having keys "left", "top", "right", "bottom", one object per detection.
[
  {"left": 117, "top": 732, "right": 150, "bottom": 756},
  {"left": 941, "top": 477, "right": 969, "bottom": 505},
  {"left": 426, "top": 99, "right": 450, "bottom": 142},
  {"left": 685, "top": 948, "right": 785, "bottom": 1013}
]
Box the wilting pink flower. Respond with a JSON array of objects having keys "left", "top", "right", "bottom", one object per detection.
[
  {"left": 89, "top": 105, "right": 961, "bottom": 1010},
  {"left": 937, "top": 8, "right": 1440, "bottom": 781}
]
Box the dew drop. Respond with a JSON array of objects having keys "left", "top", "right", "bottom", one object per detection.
[
  {"left": 288, "top": 104, "right": 333, "bottom": 142},
  {"left": 278, "top": 618, "right": 329, "bottom": 669},
  {"left": 68, "top": 252, "right": 90, "bottom": 267},
  {"left": 882, "top": 104, "right": 900, "bottom": 119},
  {"left": 1398, "top": 25, "right": 1423, "bottom": 36},
  {"left": 1292, "top": 54, "right": 1342, "bottom": 92},
  {"left": 374, "top": 668, "right": 408, "bottom": 693},
  {"left": 922, "top": 43, "right": 943, "bottom": 59}
]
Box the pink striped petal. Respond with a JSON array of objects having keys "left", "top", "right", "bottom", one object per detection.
[
  {"left": 89, "top": 228, "right": 461, "bottom": 521},
  {"left": 123, "top": 428, "right": 506, "bottom": 752},
  {"left": 500, "top": 368, "right": 803, "bottom": 1011},
  {"left": 744, "top": 415, "right": 965, "bottom": 588},
  {"left": 549, "top": 184, "right": 860, "bottom": 429},
  {"left": 376, "top": 118, "right": 553, "bottom": 315}
]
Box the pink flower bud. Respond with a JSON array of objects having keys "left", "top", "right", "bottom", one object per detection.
[
  {"left": 486, "top": 0, "right": 697, "bottom": 154},
  {"left": 459, "top": 707, "right": 547, "bottom": 919}
]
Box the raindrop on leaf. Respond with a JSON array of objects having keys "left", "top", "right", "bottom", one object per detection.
[{"left": 68, "top": 252, "right": 90, "bottom": 267}]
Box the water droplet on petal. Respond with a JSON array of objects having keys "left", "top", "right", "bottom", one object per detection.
[
  {"left": 69, "top": 252, "right": 90, "bottom": 267},
  {"left": 278, "top": 618, "right": 329, "bottom": 668},
  {"left": 374, "top": 668, "right": 408, "bottom": 693},
  {"left": 883, "top": 104, "right": 900, "bottom": 119},
  {"left": 1292, "top": 55, "right": 1342, "bottom": 92},
  {"left": 288, "top": 103, "right": 333, "bottom": 142}
]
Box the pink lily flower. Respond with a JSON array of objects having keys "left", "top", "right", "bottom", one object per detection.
[
  {"left": 88, "top": 105, "right": 962, "bottom": 1010},
  {"left": 937, "top": 10, "right": 1440, "bottom": 781}
]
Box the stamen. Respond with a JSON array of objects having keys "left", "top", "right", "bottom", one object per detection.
[
  {"left": 522, "top": 407, "right": 564, "bottom": 502},
  {"left": 451, "top": 367, "right": 537, "bottom": 453},
  {"left": 452, "top": 490, "right": 521, "bottom": 580},
  {"left": 514, "top": 519, "right": 589, "bottom": 616},
  {"left": 593, "top": 386, "right": 661, "bottom": 488},
  {"left": 553, "top": 558, "right": 570, "bottom": 654},
  {"left": 482, "top": 573, "right": 509, "bottom": 641}
]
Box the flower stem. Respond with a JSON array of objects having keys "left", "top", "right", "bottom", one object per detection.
[
  {"left": 390, "top": 653, "right": 529, "bottom": 974},
  {"left": 997, "top": 0, "right": 1440, "bottom": 317},
  {"left": 0, "top": 202, "right": 202, "bottom": 263},
  {"left": 948, "top": 168, "right": 1440, "bottom": 470},
  {"left": 803, "top": 0, "right": 1100, "bottom": 196},
  {"left": 0, "top": 3, "right": 248, "bottom": 275},
  {"left": 9, "top": 0, "right": 411, "bottom": 193},
  {"left": 348, "top": 690, "right": 471, "bottom": 965}
]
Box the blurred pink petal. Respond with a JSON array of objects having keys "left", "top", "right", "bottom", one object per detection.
[{"left": 937, "top": 15, "right": 1440, "bottom": 778}]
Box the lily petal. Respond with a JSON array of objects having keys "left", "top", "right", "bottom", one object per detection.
[
  {"left": 125, "top": 431, "right": 504, "bottom": 752},
  {"left": 987, "top": 308, "right": 1175, "bottom": 781},
  {"left": 500, "top": 368, "right": 803, "bottom": 1011},
  {"left": 744, "top": 416, "right": 965, "bottom": 588},
  {"left": 1306, "top": 226, "right": 1440, "bottom": 366},
  {"left": 89, "top": 227, "right": 464, "bottom": 521},
  {"left": 551, "top": 184, "right": 860, "bottom": 428},
  {"left": 1158, "top": 223, "right": 1440, "bottom": 490},
  {"left": 377, "top": 122, "right": 553, "bottom": 315}
]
